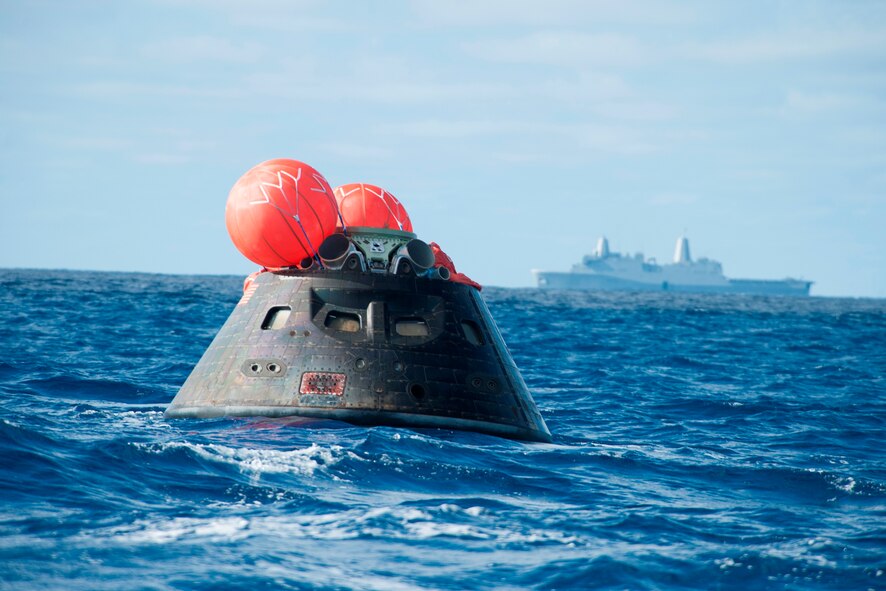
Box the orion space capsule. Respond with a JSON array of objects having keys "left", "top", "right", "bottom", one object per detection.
[{"left": 165, "top": 159, "right": 551, "bottom": 443}]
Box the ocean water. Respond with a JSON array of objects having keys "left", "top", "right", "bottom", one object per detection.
[{"left": 1, "top": 268, "right": 884, "bottom": 591}]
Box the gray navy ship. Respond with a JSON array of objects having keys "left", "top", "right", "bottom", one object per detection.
[{"left": 533, "top": 236, "right": 812, "bottom": 296}]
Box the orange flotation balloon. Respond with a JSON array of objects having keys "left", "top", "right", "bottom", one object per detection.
[
  {"left": 333, "top": 183, "right": 413, "bottom": 232},
  {"left": 226, "top": 159, "right": 338, "bottom": 268}
]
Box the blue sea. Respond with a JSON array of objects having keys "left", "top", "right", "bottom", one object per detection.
[{"left": 1, "top": 268, "right": 884, "bottom": 591}]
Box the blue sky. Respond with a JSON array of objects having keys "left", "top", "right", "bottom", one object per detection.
[{"left": 1, "top": 0, "right": 884, "bottom": 297}]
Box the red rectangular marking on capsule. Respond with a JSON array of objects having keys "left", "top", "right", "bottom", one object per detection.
[{"left": 300, "top": 372, "right": 346, "bottom": 395}]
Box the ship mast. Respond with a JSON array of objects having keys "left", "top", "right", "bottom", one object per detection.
[
  {"left": 595, "top": 236, "right": 610, "bottom": 258},
  {"left": 674, "top": 236, "right": 691, "bottom": 264}
]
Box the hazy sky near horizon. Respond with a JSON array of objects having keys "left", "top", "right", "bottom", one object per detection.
[{"left": 1, "top": 0, "right": 884, "bottom": 296}]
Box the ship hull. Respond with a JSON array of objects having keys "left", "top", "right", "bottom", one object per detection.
[{"left": 534, "top": 271, "right": 811, "bottom": 296}]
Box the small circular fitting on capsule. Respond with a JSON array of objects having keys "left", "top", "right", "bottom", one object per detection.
[{"left": 409, "top": 383, "right": 427, "bottom": 401}]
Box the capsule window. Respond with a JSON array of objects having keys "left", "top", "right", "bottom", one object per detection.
[
  {"left": 461, "top": 320, "right": 484, "bottom": 346},
  {"left": 261, "top": 306, "right": 291, "bottom": 330},
  {"left": 325, "top": 311, "right": 361, "bottom": 332},
  {"left": 395, "top": 318, "right": 429, "bottom": 337}
]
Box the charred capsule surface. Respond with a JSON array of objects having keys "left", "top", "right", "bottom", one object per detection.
[{"left": 167, "top": 228, "right": 551, "bottom": 442}]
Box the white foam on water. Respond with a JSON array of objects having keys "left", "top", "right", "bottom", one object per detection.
[
  {"left": 137, "top": 441, "right": 344, "bottom": 478},
  {"left": 348, "top": 504, "right": 581, "bottom": 545},
  {"left": 252, "top": 559, "right": 425, "bottom": 591},
  {"left": 438, "top": 503, "right": 484, "bottom": 516},
  {"left": 77, "top": 501, "right": 583, "bottom": 554},
  {"left": 760, "top": 537, "right": 838, "bottom": 569},
  {"left": 74, "top": 408, "right": 170, "bottom": 437},
  {"left": 407, "top": 521, "right": 488, "bottom": 539},
  {"left": 361, "top": 506, "right": 429, "bottom": 522},
  {"left": 115, "top": 410, "right": 170, "bottom": 431},
  {"left": 590, "top": 441, "right": 695, "bottom": 463},
  {"left": 87, "top": 516, "right": 251, "bottom": 545},
  {"left": 832, "top": 476, "right": 857, "bottom": 493}
]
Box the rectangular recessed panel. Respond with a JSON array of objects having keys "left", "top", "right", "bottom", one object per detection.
[
  {"left": 461, "top": 320, "right": 485, "bottom": 346},
  {"left": 395, "top": 318, "right": 429, "bottom": 336},
  {"left": 261, "top": 306, "right": 291, "bottom": 330},
  {"left": 325, "top": 311, "right": 361, "bottom": 332},
  {"left": 300, "top": 372, "right": 346, "bottom": 395}
]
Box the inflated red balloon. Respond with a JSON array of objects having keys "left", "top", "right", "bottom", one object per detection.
[
  {"left": 333, "top": 183, "right": 413, "bottom": 232},
  {"left": 226, "top": 159, "right": 338, "bottom": 268}
]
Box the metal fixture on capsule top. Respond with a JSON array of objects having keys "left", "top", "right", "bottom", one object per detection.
[
  {"left": 392, "top": 238, "right": 435, "bottom": 276},
  {"left": 318, "top": 233, "right": 366, "bottom": 272}
]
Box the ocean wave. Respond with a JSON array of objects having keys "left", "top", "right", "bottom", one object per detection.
[
  {"left": 82, "top": 503, "right": 582, "bottom": 549},
  {"left": 134, "top": 441, "right": 345, "bottom": 479}
]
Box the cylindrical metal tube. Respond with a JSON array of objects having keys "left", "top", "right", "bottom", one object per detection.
[{"left": 318, "top": 233, "right": 353, "bottom": 268}]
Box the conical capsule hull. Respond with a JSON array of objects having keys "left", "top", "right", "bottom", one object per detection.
[{"left": 166, "top": 270, "right": 551, "bottom": 443}]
